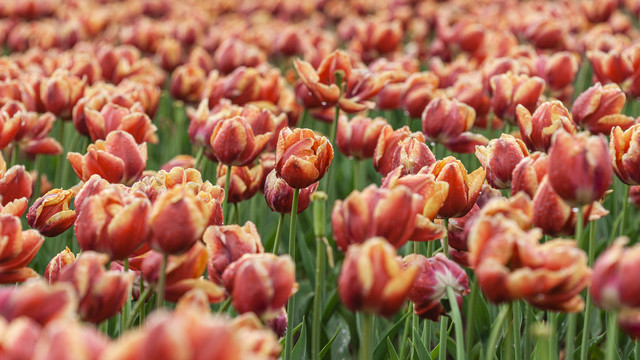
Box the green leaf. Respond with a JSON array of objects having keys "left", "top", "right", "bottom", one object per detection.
[
  {"left": 297, "top": 227, "right": 316, "bottom": 288},
  {"left": 292, "top": 317, "right": 308, "bottom": 360},
  {"left": 322, "top": 290, "right": 339, "bottom": 322},
  {"left": 373, "top": 311, "right": 410, "bottom": 360},
  {"left": 429, "top": 344, "right": 439, "bottom": 360},
  {"left": 411, "top": 326, "right": 431, "bottom": 360},
  {"left": 387, "top": 337, "right": 400, "bottom": 360},
  {"left": 280, "top": 321, "right": 304, "bottom": 347},
  {"left": 319, "top": 324, "right": 341, "bottom": 360}
]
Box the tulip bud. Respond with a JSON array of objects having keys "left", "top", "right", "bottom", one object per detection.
[
  {"left": 548, "top": 130, "right": 613, "bottom": 207},
  {"left": 222, "top": 253, "right": 296, "bottom": 319},
  {"left": 516, "top": 101, "right": 576, "bottom": 152},
  {"left": 216, "top": 163, "right": 262, "bottom": 203},
  {"left": 44, "top": 247, "right": 76, "bottom": 284},
  {"left": 0, "top": 164, "right": 32, "bottom": 206},
  {"left": 402, "top": 253, "right": 470, "bottom": 321},
  {"left": 611, "top": 124, "right": 640, "bottom": 185},
  {"left": 84, "top": 102, "right": 158, "bottom": 144},
  {"left": 275, "top": 127, "right": 333, "bottom": 189},
  {"left": 160, "top": 155, "right": 195, "bottom": 172},
  {"left": 591, "top": 238, "right": 640, "bottom": 311},
  {"left": 476, "top": 134, "right": 530, "bottom": 189},
  {"left": 428, "top": 157, "right": 485, "bottom": 218},
  {"left": 204, "top": 221, "right": 264, "bottom": 284},
  {"left": 39, "top": 69, "right": 86, "bottom": 119},
  {"left": 401, "top": 72, "right": 439, "bottom": 118},
  {"left": 210, "top": 116, "right": 272, "bottom": 166},
  {"left": 511, "top": 152, "right": 549, "bottom": 197},
  {"left": 263, "top": 169, "right": 317, "bottom": 214},
  {"left": 391, "top": 137, "right": 436, "bottom": 176},
  {"left": 27, "top": 188, "right": 76, "bottom": 237},
  {"left": 422, "top": 96, "right": 488, "bottom": 153},
  {"left": 373, "top": 125, "right": 425, "bottom": 176},
  {"left": 572, "top": 83, "right": 635, "bottom": 134},
  {"left": 336, "top": 115, "right": 386, "bottom": 160},
  {"left": 490, "top": 72, "right": 545, "bottom": 123},
  {"left": 338, "top": 237, "right": 418, "bottom": 317},
  {"left": 170, "top": 64, "right": 206, "bottom": 103},
  {"left": 0, "top": 280, "right": 77, "bottom": 325}
]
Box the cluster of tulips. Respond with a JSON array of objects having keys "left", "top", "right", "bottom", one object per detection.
[{"left": 3, "top": 0, "right": 640, "bottom": 359}]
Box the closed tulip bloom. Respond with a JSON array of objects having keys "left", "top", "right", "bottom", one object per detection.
[
  {"left": 0, "top": 280, "right": 77, "bottom": 326},
  {"left": 84, "top": 102, "right": 158, "bottom": 144},
  {"left": 332, "top": 185, "right": 423, "bottom": 251},
  {"left": 422, "top": 96, "right": 488, "bottom": 153},
  {"left": 27, "top": 188, "right": 76, "bottom": 237},
  {"left": 68, "top": 130, "right": 148, "bottom": 186},
  {"left": 160, "top": 155, "right": 195, "bottom": 172},
  {"left": 0, "top": 163, "right": 32, "bottom": 206},
  {"left": 587, "top": 49, "right": 633, "bottom": 87},
  {"left": 0, "top": 214, "right": 43, "bottom": 284},
  {"left": 56, "top": 251, "right": 133, "bottom": 324},
  {"left": 222, "top": 253, "right": 296, "bottom": 319},
  {"left": 591, "top": 238, "right": 640, "bottom": 311},
  {"left": 75, "top": 186, "right": 150, "bottom": 260},
  {"left": 214, "top": 38, "right": 265, "bottom": 75},
  {"left": 336, "top": 115, "right": 387, "bottom": 160},
  {"left": 204, "top": 221, "right": 264, "bottom": 284},
  {"left": 401, "top": 72, "right": 440, "bottom": 118},
  {"left": 402, "top": 253, "right": 470, "bottom": 321},
  {"left": 373, "top": 125, "right": 425, "bottom": 176},
  {"left": 216, "top": 163, "right": 262, "bottom": 203},
  {"left": 611, "top": 124, "right": 640, "bottom": 185},
  {"left": 535, "top": 52, "right": 579, "bottom": 92},
  {"left": 516, "top": 101, "right": 576, "bottom": 152},
  {"left": 572, "top": 83, "right": 636, "bottom": 134},
  {"left": 142, "top": 242, "right": 226, "bottom": 303},
  {"left": 428, "top": 157, "right": 486, "bottom": 218},
  {"left": 210, "top": 115, "right": 272, "bottom": 166},
  {"left": 263, "top": 169, "right": 317, "bottom": 214},
  {"left": 31, "top": 318, "right": 110, "bottom": 360},
  {"left": 44, "top": 247, "right": 76, "bottom": 284},
  {"left": 476, "top": 134, "right": 530, "bottom": 189},
  {"left": 490, "top": 72, "right": 545, "bottom": 123},
  {"left": 447, "top": 205, "right": 480, "bottom": 267},
  {"left": 511, "top": 152, "right": 549, "bottom": 197},
  {"left": 548, "top": 130, "right": 613, "bottom": 207},
  {"left": 390, "top": 137, "right": 436, "bottom": 176},
  {"left": 338, "top": 237, "right": 418, "bottom": 317},
  {"left": 169, "top": 63, "right": 206, "bottom": 103},
  {"left": 39, "top": 69, "right": 86, "bottom": 119},
  {"left": 275, "top": 127, "right": 333, "bottom": 189}
]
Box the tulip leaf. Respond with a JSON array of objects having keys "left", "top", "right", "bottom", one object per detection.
[
  {"left": 387, "top": 337, "right": 400, "bottom": 360},
  {"left": 297, "top": 227, "right": 316, "bottom": 287},
  {"left": 281, "top": 321, "right": 304, "bottom": 348},
  {"left": 321, "top": 289, "right": 339, "bottom": 322},
  {"left": 373, "top": 311, "right": 410, "bottom": 360},
  {"left": 292, "top": 317, "right": 308, "bottom": 360},
  {"left": 408, "top": 337, "right": 430, "bottom": 360},
  {"left": 319, "top": 324, "right": 341, "bottom": 359}
]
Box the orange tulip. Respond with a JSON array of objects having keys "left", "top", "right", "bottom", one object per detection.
[
  {"left": 572, "top": 83, "right": 635, "bottom": 134},
  {"left": 336, "top": 115, "right": 387, "bottom": 160},
  {"left": 44, "top": 247, "right": 76, "bottom": 284},
  {"left": 373, "top": 125, "right": 425, "bottom": 176},
  {"left": 476, "top": 134, "right": 530, "bottom": 189},
  {"left": 84, "top": 102, "right": 158, "bottom": 144},
  {"left": 0, "top": 280, "right": 77, "bottom": 325},
  {"left": 490, "top": 72, "right": 545, "bottom": 123},
  {"left": 263, "top": 169, "right": 317, "bottom": 214},
  {"left": 611, "top": 124, "right": 640, "bottom": 185},
  {"left": 210, "top": 115, "right": 272, "bottom": 166},
  {"left": 511, "top": 152, "right": 549, "bottom": 198},
  {"left": 275, "top": 127, "right": 333, "bottom": 189},
  {"left": 27, "top": 188, "right": 75, "bottom": 237},
  {"left": 428, "top": 157, "right": 485, "bottom": 218},
  {"left": 516, "top": 101, "right": 576, "bottom": 152}
]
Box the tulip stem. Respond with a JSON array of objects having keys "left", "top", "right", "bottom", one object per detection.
[
  {"left": 512, "top": 301, "right": 522, "bottom": 360},
  {"left": 222, "top": 165, "right": 232, "bottom": 224},
  {"left": 485, "top": 304, "right": 510, "bottom": 360},
  {"left": 446, "top": 286, "right": 466, "bottom": 360},
  {"left": 233, "top": 202, "right": 239, "bottom": 224},
  {"left": 284, "top": 188, "right": 300, "bottom": 360},
  {"left": 312, "top": 192, "right": 327, "bottom": 360},
  {"left": 621, "top": 185, "right": 630, "bottom": 237},
  {"left": 352, "top": 159, "right": 360, "bottom": 191},
  {"left": 438, "top": 315, "right": 448, "bottom": 360},
  {"left": 580, "top": 220, "right": 596, "bottom": 360},
  {"left": 32, "top": 155, "right": 42, "bottom": 204},
  {"left": 442, "top": 218, "right": 449, "bottom": 257},
  {"left": 320, "top": 105, "right": 339, "bottom": 196},
  {"left": 605, "top": 311, "right": 618, "bottom": 360},
  {"left": 194, "top": 147, "right": 205, "bottom": 171},
  {"left": 125, "top": 286, "right": 152, "bottom": 329},
  {"left": 121, "top": 258, "right": 131, "bottom": 334},
  {"left": 272, "top": 213, "right": 285, "bottom": 254},
  {"left": 567, "top": 206, "right": 585, "bottom": 359},
  {"left": 465, "top": 276, "right": 478, "bottom": 355},
  {"left": 155, "top": 253, "right": 168, "bottom": 308},
  {"left": 361, "top": 312, "right": 374, "bottom": 360},
  {"left": 548, "top": 312, "right": 558, "bottom": 360}
]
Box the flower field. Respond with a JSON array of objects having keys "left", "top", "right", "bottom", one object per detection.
[{"left": 1, "top": 0, "right": 640, "bottom": 359}]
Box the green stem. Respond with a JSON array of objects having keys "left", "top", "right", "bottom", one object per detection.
[
  {"left": 233, "top": 202, "right": 239, "bottom": 225},
  {"left": 320, "top": 105, "right": 339, "bottom": 195},
  {"left": 138, "top": 275, "right": 145, "bottom": 325},
  {"left": 605, "top": 312, "right": 618, "bottom": 360},
  {"left": 121, "top": 258, "right": 131, "bottom": 334},
  {"left": 446, "top": 286, "right": 466, "bottom": 360},
  {"left": 439, "top": 316, "right": 449, "bottom": 360},
  {"left": 194, "top": 147, "right": 205, "bottom": 171},
  {"left": 465, "top": 276, "right": 479, "bottom": 355},
  {"left": 442, "top": 218, "right": 449, "bottom": 257},
  {"left": 399, "top": 308, "right": 412, "bottom": 359},
  {"left": 580, "top": 221, "right": 596, "bottom": 360},
  {"left": 155, "top": 253, "right": 168, "bottom": 308},
  {"left": 513, "top": 301, "right": 522, "bottom": 360},
  {"left": 485, "top": 305, "right": 510, "bottom": 360},
  {"left": 548, "top": 312, "right": 558, "bottom": 360},
  {"left": 352, "top": 159, "right": 360, "bottom": 191},
  {"left": 621, "top": 185, "right": 630, "bottom": 237},
  {"left": 125, "top": 286, "right": 152, "bottom": 329},
  {"left": 272, "top": 213, "right": 285, "bottom": 254},
  {"left": 222, "top": 165, "right": 232, "bottom": 224},
  {"left": 360, "top": 313, "right": 374, "bottom": 360},
  {"left": 298, "top": 108, "right": 308, "bottom": 129},
  {"left": 311, "top": 193, "right": 327, "bottom": 360},
  {"left": 567, "top": 207, "right": 585, "bottom": 359},
  {"left": 284, "top": 188, "right": 300, "bottom": 360}
]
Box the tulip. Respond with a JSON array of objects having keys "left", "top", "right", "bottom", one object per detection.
[
  {"left": 422, "top": 96, "right": 488, "bottom": 153},
  {"left": 160, "top": 155, "right": 195, "bottom": 172},
  {"left": 293, "top": 50, "right": 349, "bottom": 108},
  {"left": 402, "top": 253, "right": 470, "bottom": 321},
  {"left": 0, "top": 214, "right": 43, "bottom": 284},
  {"left": 0, "top": 317, "right": 41, "bottom": 359},
  {"left": 39, "top": 69, "right": 86, "bottom": 119},
  {"left": 373, "top": 125, "right": 425, "bottom": 176},
  {"left": 390, "top": 137, "right": 436, "bottom": 176},
  {"left": 511, "top": 152, "right": 549, "bottom": 197},
  {"left": 336, "top": 115, "right": 386, "bottom": 160},
  {"left": 222, "top": 253, "right": 296, "bottom": 319},
  {"left": 204, "top": 221, "right": 264, "bottom": 284},
  {"left": 572, "top": 83, "right": 635, "bottom": 134},
  {"left": 68, "top": 130, "right": 148, "bottom": 186},
  {"left": 535, "top": 52, "right": 580, "bottom": 93},
  {"left": 332, "top": 184, "right": 423, "bottom": 250},
  {"left": 338, "top": 237, "right": 418, "bottom": 317},
  {"left": 56, "top": 251, "right": 133, "bottom": 323},
  {"left": 476, "top": 134, "right": 530, "bottom": 189},
  {"left": 610, "top": 124, "right": 640, "bottom": 185},
  {"left": 428, "top": 156, "right": 485, "bottom": 218},
  {"left": 210, "top": 116, "right": 272, "bottom": 166},
  {"left": 216, "top": 163, "right": 262, "bottom": 203},
  {"left": 516, "top": 101, "right": 576, "bottom": 152},
  {"left": 27, "top": 188, "right": 75, "bottom": 237},
  {"left": 275, "top": 127, "right": 333, "bottom": 189},
  {"left": 0, "top": 280, "right": 77, "bottom": 325},
  {"left": 75, "top": 186, "right": 150, "bottom": 260},
  {"left": 263, "top": 169, "right": 317, "bottom": 214},
  {"left": 447, "top": 205, "right": 480, "bottom": 267},
  {"left": 214, "top": 38, "right": 265, "bottom": 75},
  {"left": 401, "top": 72, "right": 440, "bottom": 118},
  {"left": 5, "top": 103, "right": 62, "bottom": 156},
  {"left": 44, "top": 247, "right": 76, "bottom": 284},
  {"left": 84, "top": 102, "right": 158, "bottom": 144},
  {"left": 548, "top": 130, "right": 613, "bottom": 207},
  {"left": 591, "top": 238, "right": 640, "bottom": 311},
  {"left": 31, "top": 318, "right": 110, "bottom": 360},
  {"left": 0, "top": 163, "right": 32, "bottom": 206},
  {"left": 490, "top": 72, "right": 545, "bottom": 123}
]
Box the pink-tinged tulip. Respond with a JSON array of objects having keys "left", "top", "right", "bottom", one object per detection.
[
  {"left": 1, "top": 101, "right": 62, "bottom": 156},
  {"left": 31, "top": 318, "right": 110, "bottom": 360},
  {"left": 382, "top": 167, "right": 450, "bottom": 242},
  {"left": 449, "top": 73, "right": 491, "bottom": 124},
  {"left": 44, "top": 247, "right": 75, "bottom": 284},
  {"left": 476, "top": 134, "right": 530, "bottom": 189},
  {"left": 216, "top": 163, "right": 262, "bottom": 204},
  {"left": 210, "top": 116, "right": 272, "bottom": 166},
  {"left": 84, "top": 102, "right": 158, "bottom": 144},
  {"left": 336, "top": 115, "right": 387, "bottom": 160},
  {"left": 428, "top": 157, "right": 486, "bottom": 218},
  {"left": 27, "top": 189, "right": 75, "bottom": 237},
  {"left": 332, "top": 185, "right": 423, "bottom": 250},
  {"left": 214, "top": 38, "right": 265, "bottom": 75},
  {"left": 293, "top": 50, "right": 349, "bottom": 108},
  {"left": 170, "top": 64, "right": 206, "bottom": 103},
  {"left": 204, "top": 222, "right": 264, "bottom": 284},
  {"left": 390, "top": 137, "right": 437, "bottom": 176},
  {"left": 263, "top": 169, "right": 317, "bottom": 214},
  {"left": 0, "top": 197, "right": 28, "bottom": 218},
  {"left": 402, "top": 253, "right": 470, "bottom": 321},
  {"left": 39, "top": 69, "right": 86, "bottom": 119},
  {"left": 68, "top": 130, "right": 147, "bottom": 186},
  {"left": 535, "top": 52, "right": 580, "bottom": 93},
  {"left": 275, "top": 128, "right": 333, "bottom": 189},
  {"left": 338, "top": 67, "right": 391, "bottom": 113},
  {"left": 532, "top": 176, "right": 609, "bottom": 236},
  {"left": 511, "top": 152, "right": 549, "bottom": 197},
  {"left": 401, "top": 72, "right": 440, "bottom": 118},
  {"left": 373, "top": 125, "right": 425, "bottom": 176},
  {"left": 0, "top": 317, "right": 41, "bottom": 360},
  {"left": 490, "top": 72, "right": 545, "bottom": 123},
  {"left": 160, "top": 155, "right": 195, "bottom": 172},
  {"left": 516, "top": 101, "right": 576, "bottom": 152},
  {"left": 572, "top": 83, "right": 635, "bottom": 134},
  {"left": 611, "top": 124, "right": 640, "bottom": 185},
  {"left": 142, "top": 242, "right": 226, "bottom": 303},
  {"left": 447, "top": 205, "right": 480, "bottom": 267},
  {"left": 222, "top": 253, "right": 295, "bottom": 319},
  {"left": 0, "top": 215, "right": 43, "bottom": 284},
  {"left": 75, "top": 186, "right": 150, "bottom": 260},
  {"left": 56, "top": 251, "right": 133, "bottom": 324},
  {"left": 0, "top": 280, "right": 77, "bottom": 325},
  {"left": 0, "top": 163, "right": 32, "bottom": 206},
  {"left": 591, "top": 238, "right": 640, "bottom": 311},
  {"left": 587, "top": 49, "right": 633, "bottom": 86},
  {"left": 548, "top": 130, "right": 613, "bottom": 207},
  {"left": 338, "top": 237, "right": 418, "bottom": 317},
  {"left": 422, "top": 96, "right": 488, "bottom": 153},
  {"left": 582, "top": 0, "right": 617, "bottom": 22},
  {"left": 155, "top": 38, "right": 184, "bottom": 71}
]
